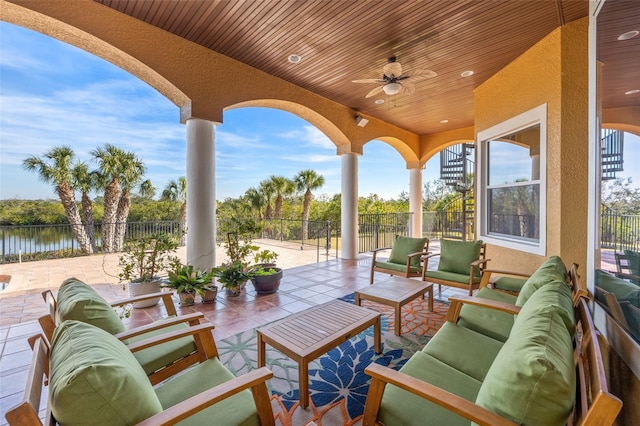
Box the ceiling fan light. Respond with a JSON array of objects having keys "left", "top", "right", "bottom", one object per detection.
[{"left": 383, "top": 82, "right": 402, "bottom": 95}]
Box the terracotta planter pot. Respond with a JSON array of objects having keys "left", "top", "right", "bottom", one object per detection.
[
  {"left": 179, "top": 291, "right": 196, "bottom": 306},
  {"left": 225, "top": 286, "right": 242, "bottom": 297},
  {"left": 128, "top": 279, "right": 161, "bottom": 308},
  {"left": 201, "top": 286, "right": 218, "bottom": 303}
]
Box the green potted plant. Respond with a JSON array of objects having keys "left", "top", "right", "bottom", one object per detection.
[
  {"left": 164, "top": 262, "right": 216, "bottom": 306},
  {"left": 212, "top": 261, "right": 252, "bottom": 297},
  {"left": 249, "top": 265, "right": 283, "bottom": 294},
  {"left": 253, "top": 249, "right": 279, "bottom": 268},
  {"left": 118, "top": 232, "right": 179, "bottom": 308}
]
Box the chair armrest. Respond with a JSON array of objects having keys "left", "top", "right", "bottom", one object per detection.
[
  {"left": 114, "top": 312, "right": 204, "bottom": 341},
  {"left": 137, "top": 367, "right": 275, "bottom": 426},
  {"left": 125, "top": 322, "right": 214, "bottom": 352},
  {"left": 446, "top": 295, "right": 521, "bottom": 322},
  {"left": 110, "top": 292, "right": 178, "bottom": 317},
  {"left": 406, "top": 250, "right": 431, "bottom": 265},
  {"left": 613, "top": 271, "right": 640, "bottom": 282},
  {"left": 363, "top": 363, "right": 516, "bottom": 426},
  {"left": 371, "top": 247, "right": 392, "bottom": 262},
  {"left": 479, "top": 268, "right": 531, "bottom": 289}
]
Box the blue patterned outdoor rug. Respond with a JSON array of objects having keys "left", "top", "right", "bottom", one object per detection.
[{"left": 217, "top": 293, "right": 448, "bottom": 426}]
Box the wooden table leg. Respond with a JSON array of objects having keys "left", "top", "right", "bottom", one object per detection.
[
  {"left": 394, "top": 303, "right": 401, "bottom": 336},
  {"left": 374, "top": 315, "right": 382, "bottom": 353},
  {"left": 355, "top": 292, "right": 361, "bottom": 306},
  {"left": 257, "top": 332, "right": 266, "bottom": 368},
  {"left": 299, "top": 359, "right": 309, "bottom": 409},
  {"left": 427, "top": 285, "right": 434, "bottom": 312}
]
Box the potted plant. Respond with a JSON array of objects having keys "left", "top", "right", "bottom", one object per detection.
[
  {"left": 164, "top": 262, "right": 215, "bottom": 306},
  {"left": 249, "top": 265, "right": 283, "bottom": 294},
  {"left": 253, "top": 249, "right": 279, "bottom": 268},
  {"left": 118, "top": 232, "right": 179, "bottom": 308},
  {"left": 212, "top": 261, "right": 251, "bottom": 297}
]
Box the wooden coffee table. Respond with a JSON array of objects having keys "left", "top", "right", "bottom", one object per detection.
[
  {"left": 256, "top": 299, "right": 381, "bottom": 409},
  {"left": 355, "top": 276, "right": 433, "bottom": 336}
]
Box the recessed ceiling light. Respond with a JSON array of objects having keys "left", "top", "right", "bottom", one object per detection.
[
  {"left": 440, "top": 119, "right": 449, "bottom": 124},
  {"left": 287, "top": 54, "right": 302, "bottom": 64},
  {"left": 375, "top": 99, "right": 385, "bottom": 105},
  {"left": 617, "top": 30, "right": 639, "bottom": 41},
  {"left": 461, "top": 70, "right": 474, "bottom": 77},
  {"left": 625, "top": 89, "right": 640, "bottom": 95}
]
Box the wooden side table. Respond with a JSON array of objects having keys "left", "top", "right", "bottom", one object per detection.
[
  {"left": 256, "top": 300, "right": 381, "bottom": 409},
  {"left": 355, "top": 276, "right": 434, "bottom": 336}
]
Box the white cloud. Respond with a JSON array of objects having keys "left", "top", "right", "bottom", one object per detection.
[{"left": 278, "top": 125, "right": 335, "bottom": 150}]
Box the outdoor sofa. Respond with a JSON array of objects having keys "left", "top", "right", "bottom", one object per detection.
[{"left": 363, "top": 256, "right": 622, "bottom": 425}]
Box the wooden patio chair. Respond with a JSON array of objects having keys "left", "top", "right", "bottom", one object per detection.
[
  {"left": 370, "top": 236, "right": 430, "bottom": 284},
  {"left": 421, "top": 239, "right": 488, "bottom": 296},
  {"left": 39, "top": 278, "right": 211, "bottom": 385},
  {"left": 614, "top": 251, "right": 640, "bottom": 285},
  {"left": 5, "top": 326, "right": 274, "bottom": 426}
]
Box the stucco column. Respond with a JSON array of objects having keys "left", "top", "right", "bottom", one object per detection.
[
  {"left": 409, "top": 167, "right": 423, "bottom": 237},
  {"left": 341, "top": 153, "right": 358, "bottom": 259},
  {"left": 186, "top": 118, "right": 216, "bottom": 271}
]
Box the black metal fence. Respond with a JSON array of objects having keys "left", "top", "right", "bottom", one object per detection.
[{"left": 601, "top": 205, "right": 640, "bottom": 252}]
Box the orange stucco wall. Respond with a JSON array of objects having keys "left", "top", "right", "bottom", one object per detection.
[{"left": 474, "top": 17, "right": 589, "bottom": 275}]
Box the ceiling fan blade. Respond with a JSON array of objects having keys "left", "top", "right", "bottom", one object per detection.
[
  {"left": 403, "top": 81, "right": 415, "bottom": 95},
  {"left": 352, "top": 78, "right": 385, "bottom": 83},
  {"left": 383, "top": 61, "right": 403, "bottom": 78},
  {"left": 365, "top": 85, "right": 385, "bottom": 98},
  {"left": 404, "top": 69, "right": 438, "bottom": 81}
]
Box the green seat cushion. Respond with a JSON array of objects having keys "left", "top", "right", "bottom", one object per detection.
[
  {"left": 388, "top": 236, "right": 428, "bottom": 268},
  {"left": 374, "top": 260, "right": 422, "bottom": 274},
  {"left": 424, "top": 270, "right": 481, "bottom": 285},
  {"left": 515, "top": 256, "right": 567, "bottom": 307},
  {"left": 624, "top": 249, "right": 640, "bottom": 276},
  {"left": 49, "top": 320, "right": 162, "bottom": 425},
  {"left": 476, "top": 286, "right": 576, "bottom": 426},
  {"left": 457, "top": 287, "right": 516, "bottom": 343},
  {"left": 422, "top": 321, "right": 503, "bottom": 382},
  {"left": 56, "top": 277, "right": 125, "bottom": 335},
  {"left": 514, "top": 280, "right": 575, "bottom": 337},
  {"left": 620, "top": 302, "right": 640, "bottom": 341},
  {"left": 127, "top": 321, "right": 198, "bottom": 375},
  {"left": 596, "top": 269, "right": 640, "bottom": 307},
  {"left": 493, "top": 276, "right": 528, "bottom": 293},
  {"left": 379, "top": 351, "right": 482, "bottom": 426},
  {"left": 437, "top": 239, "right": 483, "bottom": 276},
  {"left": 155, "top": 357, "right": 260, "bottom": 426}
]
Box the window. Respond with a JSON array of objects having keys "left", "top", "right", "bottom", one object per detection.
[{"left": 477, "top": 104, "right": 547, "bottom": 255}]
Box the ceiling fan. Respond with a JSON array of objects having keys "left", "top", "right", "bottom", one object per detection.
[{"left": 352, "top": 56, "right": 437, "bottom": 98}]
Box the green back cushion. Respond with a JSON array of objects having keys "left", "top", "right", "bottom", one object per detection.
[
  {"left": 437, "top": 239, "right": 483, "bottom": 276},
  {"left": 476, "top": 287, "right": 576, "bottom": 425},
  {"left": 56, "top": 278, "right": 125, "bottom": 335},
  {"left": 596, "top": 269, "right": 640, "bottom": 306},
  {"left": 515, "top": 256, "right": 567, "bottom": 306},
  {"left": 624, "top": 249, "right": 640, "bottom": 276},
  {"left": 389, "top": 236, "right": 428, "bottom": 267},
  {"left": 50, "top": 320, "right": 162, "bottom": 425}
]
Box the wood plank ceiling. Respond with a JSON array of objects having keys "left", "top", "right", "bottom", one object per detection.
[{"left": 96, "top": 0, "right": 637, "bottom": 136}]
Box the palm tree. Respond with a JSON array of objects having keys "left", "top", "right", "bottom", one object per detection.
[
  {"left": 294, "top": 169, "right": 325, "bottom": 240},
  {"left": 71, "top": 162, "right": 97, "bottom": 252},
  {"left": 244, "top": 187, "right": 266, "bottom": 220},
  {"left": 269, "top": 175, "right": 294, "bottom": 219},
  {"left": 138, "top": 179, "right": 156, "bottom": 200},
  {"left": 162, "top": 176, "right": 187, "bottom": 245},
  {"left": 91, "top": 144, "right": 126, "bottom": 253},
  {"left": 23, "top": 146, "right": 93, "bottom": 254},
  {"left": 113, "top": 151, "right": 146, "bottom": 251},
  {"left": 259, "top": 179, "right": 276, "bottom": 220}
]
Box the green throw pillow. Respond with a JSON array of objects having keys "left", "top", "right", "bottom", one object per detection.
[
  {"left": 388, "top": 236, "right": 428, "bottom": 268},
  {"left": 476, "top": 288, "right": 575, "bottom": 426},
  {"left": 515, "top": 256, "right": 567, "bottom": 306},
  {"left": 56, "top": 277, "right": 125, "bottom": 335},
  {"left": 50, "top": 320, "right": 163, "bottom": 425},
  {"left": 437, "top": 239, "right": 483, "bottom": 276}
]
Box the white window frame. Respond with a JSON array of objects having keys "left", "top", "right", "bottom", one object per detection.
[{"left": 476, "top": 103, "right": 547, "bottom": 255}]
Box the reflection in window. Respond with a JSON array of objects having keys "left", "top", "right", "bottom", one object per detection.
[{"left": 486, "top": 133, "right": 540, "bottom": 241}]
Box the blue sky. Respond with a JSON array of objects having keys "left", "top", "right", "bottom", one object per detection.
[{"left": 1, "top": 22, "right": 638, "bottom": 201}]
